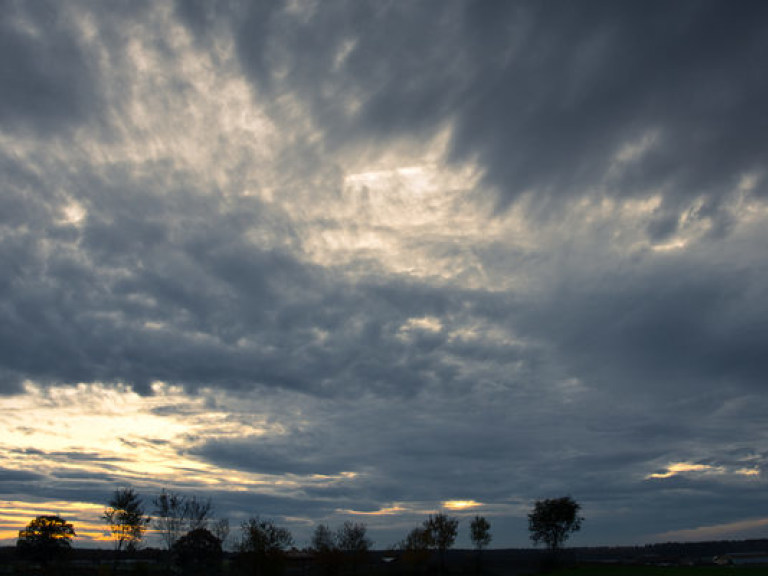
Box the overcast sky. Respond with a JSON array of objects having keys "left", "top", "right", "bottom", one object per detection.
[{"left": 2, "top": 0, "right": 768, "bottom": 550}]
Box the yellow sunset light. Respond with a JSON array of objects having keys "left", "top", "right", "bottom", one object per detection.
[
  {"left": 0, "top": 500, "right": 108, "bottom": 544},
  {"left": 443, "top": 500, "right": 482, "bottom": 510},
  {"left": 342, "top": 506, "right": 407, "bottom": 516},
  {"left": 647, "top": 462, "right": 725, "bottom": 479}
]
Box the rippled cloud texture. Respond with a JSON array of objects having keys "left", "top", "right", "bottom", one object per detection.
[{"left": 1, "top": 0, "right": 768, "bottom": 548}]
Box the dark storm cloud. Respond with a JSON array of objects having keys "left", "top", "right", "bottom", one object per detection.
[
  {"left": 209, "top": 0, "right": 768, "bottom": 217},
  {"left": 0, "top": 468, "right": 44, "bottom": 483},
  {"left": 191, "top": 434, "right": 355, "bottom": 476},
  {"left": 515, "top": 245, "right": 768, "bottom": 397},
  {"left": 0, "top": 145, "right": 535, "bottom": 396},
  {"left": 0, "top": 0, "right": 101, "bottom": 134}
]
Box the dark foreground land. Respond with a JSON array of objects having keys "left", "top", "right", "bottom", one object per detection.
[
  {"left": 3, "top": 540, "right": 768, "bottom": 576},
  {"left": 548, "top": 568, "right": 768, "bottom": 576}
]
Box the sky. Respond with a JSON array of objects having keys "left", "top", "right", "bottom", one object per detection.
[{"left": 1, "top": 0, "right": 768, "bottom": 551}]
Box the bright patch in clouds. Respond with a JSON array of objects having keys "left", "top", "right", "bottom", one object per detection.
[
  {"left": 443, "top": 500, "right": 482, "bottom": 511},
  {"left": 0, "top": 383, "right": 265, "bottom": 483},
  {"left": 0, "top": 383, "right": 337, "bottom": 504},
  {"left": 343, "top": 505, "right": 409, "bottom": 516},
  {"left": 647, "top": 462, "right": 724, "bottom": 479}
]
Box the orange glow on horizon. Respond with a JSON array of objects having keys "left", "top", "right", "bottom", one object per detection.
[{"left": 0, "top": 500, "right": 111, "bottom": 545}]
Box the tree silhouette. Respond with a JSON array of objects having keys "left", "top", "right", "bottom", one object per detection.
[
  {"left": 424, "top": 513, "right": 459, "bottom": 571},
  {"left": 336, "top": 521, "right": 372, "bottom": 553},
  {"left": 398, "top": 527, "right": 431, "bottom": 572},
  {"left": 337, "top": 521, "right": 371, "bottom": 574},
  {"left": 470, "top": 516, "right": 492, "bottom": 574},
  {"left": 186, "top": 495, "right": 213, "bottom": 531},
  {"left": 152, "top": 489, "right": 214, "bottom": 550},
  {"left": 312, "top": 524, "right": 341, "bottom": 576},
  {"left": 211, "top": 518, "right": 230, "bottom": 550},
  {"left": 16, "top": 515, "right": 76, "bottom": 564},
  {"left": 172, "top": 527, "right": 223, "bottom": 575},
  {"left": 528, "top": 496, "right": 583, "bottom": 552},
  {"left": 238, "top": 517, "right": 294, "bottom": 576},
  {"left": 311, "top": 524, "right": 336, "bottom": 553},
  {"left": 400, "top": 527, "right": 430, "bottom": 552},
  {"left": 470, "top": 516, "right": 492, "bottom": 551},
  {"left": 103, "top": 488, "right": 150, "bottom": 553},
  {"left": 153, "top": 488, "right": 187, "bottom": 551}
]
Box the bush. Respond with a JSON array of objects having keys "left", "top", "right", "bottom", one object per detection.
[{"left": 172, "top": 528, "right": 223, "bottom": 575}]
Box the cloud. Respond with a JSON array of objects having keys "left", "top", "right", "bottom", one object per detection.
[
  {"left": 1, "top": 0, "right": 768, "bottom": 548},
  {"left": 654, "top": 517, "right": 768, "bottom": 543},
  {"left": 0, "top": 1, "right": 101, "bottom": 135},
  {"left": 216, "top": 0, "right": 768, "bottom": 220},
  {"left": 647, "top": 463, "right": 725, "bottom": 480}
]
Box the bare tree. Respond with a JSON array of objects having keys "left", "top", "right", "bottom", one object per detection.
[
  {"left": 336, "top": 521, "right": 371, "bottom": 553},
  {"left": 186, "top": 495, "right": 213, "bottom": 532},
  {"left": 153, "top": 489, "right": 187, "bottom": 551},
  {"left": 152, "top": 489, "right": 214, "bottom": 550},
  {"left": 212, "top": 518, "right": 230, "bottom": 550}
]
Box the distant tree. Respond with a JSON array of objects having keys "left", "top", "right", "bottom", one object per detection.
[
  {"left": 337, "top": 521, "right": 371, "bottom": 575},
  {"left": 527, "top": 496, "right": 583, "bottom": 552},
  {"left": 152, "top": 489, "right": 214, "bottom": 550},
  {"left": 424, "top": 512, "right": 459, "bottom": 570},
  {"left": 337, "top": 521, "right": 372, "bottom": 553},
  {"left": 239, "top": 517, "right": 294, "bottom": 554},
  {"left": 470, "top": 516, "right": 492, "bottom": 551},
  {"left": 312, "top": 524, "right": 341, "bottom": 576},
  {"left": 16, "top": 515, "right": 76, "bottom": 564},
  {"left": 153, "top": 489, "right": 187, "bottom": 551},
  {"left": 470, "top": 516, "right": 492, "bottom": 573},
  {"left": 212, "top": 518, "right": 231, "bottom": 550},
  {"left": 311, "top": 524, "right": 336, "bottom": 553},
  {"left": 398, "top": 527, "right": 431, "bottom": 572},
  {"left": 186, "top": 495, "right": 213, "bottom": 531},
  {"left": 172, "top": 527, "right": 223, "bottom": 575},
  {"left": 399, "top": 527, "right": 430, "bottom": 553},
  {"left": 238, "top": 517, "right": 294, "bottom": 576},
  {"left": 103, "top": 488, "right": 150, "bottom": 553}
]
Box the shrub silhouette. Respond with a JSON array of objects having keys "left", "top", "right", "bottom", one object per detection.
[{"left": 172, "top": 527, "right": 223, "bottom": 575}]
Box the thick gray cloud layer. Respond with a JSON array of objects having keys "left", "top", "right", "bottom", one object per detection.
[
  {"left": 206, "top": 1, "right": 768, "bottom": 214},
  {"left": 2, "top": 0, "right": 768, "bottom": 548}
]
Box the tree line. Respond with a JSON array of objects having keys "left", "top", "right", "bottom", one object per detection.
[{"left": 16, "top": 488, "right": 582, "bottom": 574}]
